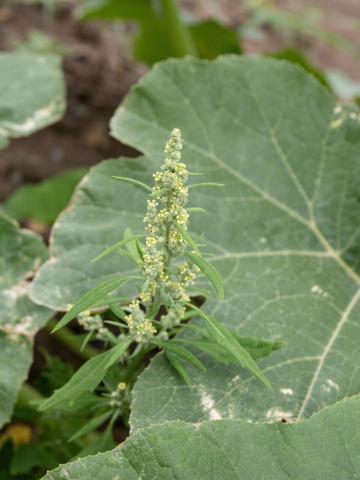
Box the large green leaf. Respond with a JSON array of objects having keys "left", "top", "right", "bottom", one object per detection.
[
  {"left": 0, "top": 213, "right": 50, "bottom": 427},
  {"left": 4, "top": 168, "right": 87, "bottom": 226},
  {"left": 41, "top": 395, "right": 360, "bottom": 479},
  {"left": 30, "top": 57, "right": 360, "bottom": 429},
  {"left": 0, "top": 52, "right": 65, "bottom": 148}
]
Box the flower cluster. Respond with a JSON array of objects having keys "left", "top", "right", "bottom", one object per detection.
[
  {"left": 77, "top": 310, "right": 113, "bottom": 343},
  {"left": 140, "top": 128, "right": 197, "bottom": 304},
  {"left": 122, "top": 128, "right": 200, "bottom": 340},
  {"left": 124, "top": 300, "right": 156, "bottom": 343},
  {"left": 78, "top": 129, "right": 200, "bottom": 345},
  {"left": 109, "top": 382, "right": 128, "bottom": 409}
]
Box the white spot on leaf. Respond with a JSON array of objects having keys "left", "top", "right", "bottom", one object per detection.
[
  {"left": 280, "top": 388, "right": 293, "bottom": 396},
  {"left": 200, "top": 392, "right": 222, "bottom": 420},
  {"left": 322, "top": 379, "right": 340, "bottom": 393},
  {"left": 1, "top": 101, "right": 59, "bottom": 135},
  {"left": 326, "top": 379, "right": 339, "bottom": 390},
  {"left": 266, "top": 408, "right": 294, "bottom": 423},
  {"left": 310, "top": 285, "right": 329, "bottom": 298},
  {"left": 3, "top": 281, "right": 29, "bottom": 301},
  {"left": 0, "top": 315, "right": 35, "bottom": 340}
]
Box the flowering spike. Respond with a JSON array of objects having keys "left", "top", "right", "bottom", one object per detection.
[{"left": 122, "top": 128, "right": 199, "bottom": 338}]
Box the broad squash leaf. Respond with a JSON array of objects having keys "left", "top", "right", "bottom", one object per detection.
[
  {"left": 41, "top": 395, "right": 360, "bottom": 479},
  {"left": 30, "top": 57, "right": 360, "bottom": 429},
  {"left": 0, "top": 52, "right": 65, "bottom": 148},
  {"left": 0, "top": 213, "right": 50, "bottom": 428}
]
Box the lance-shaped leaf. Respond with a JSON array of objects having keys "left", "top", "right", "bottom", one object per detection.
[
  {"left": 30, "top": 57, "right": 360, "bottom": 429},
  {"left": 185, "top": 304, "right": 270, "bottom": 387},
  {"left": 185, "top": 252, "right": 224, "bottom": 299},
  {"left": 52, "top": 275, "right": 142, "bottom": 332},
  {"left": 41, "top": 395, "right": 360, "bottom": 479},
  {"left": 178, "top": 334, "right": 284, "bottom": 363},
  {"left": 0, "top": 52, "right": 65, "bottom": 148},
  {"left": 39, "top": 336, "right": 132, "bottom": 411},
  {"left": 0, "top": 213, "right": 50, "bottom": 428}
]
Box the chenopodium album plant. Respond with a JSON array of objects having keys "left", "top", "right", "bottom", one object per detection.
[{"left": 39, "top": 129, "right": 281, "bottom": 440}]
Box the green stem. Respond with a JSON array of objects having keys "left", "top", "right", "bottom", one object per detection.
[
  {"left": 16, "top": 382, "right": 44, "bottom": 409},
  {"left": 160, "top": 0, "right": 197, "bottom": 57},
  {"left": 47, "top": 318, "right": 99, "bottom": 360},
  {"left": 122, "top": 347, "right": 151, "bottom": 385}
]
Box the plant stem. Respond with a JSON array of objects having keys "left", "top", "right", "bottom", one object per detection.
[
  {"left": 16, "top": 382, "right": 44, "bottom": 409},
  {"left": 122, "top": 347, "right": 150, "bottom": 385},
  {"left": 160, "top": 0, "right": 197, "bottom": 57},
  {"left": 47, "top": 318, "right": 99, "bottom": 360}
]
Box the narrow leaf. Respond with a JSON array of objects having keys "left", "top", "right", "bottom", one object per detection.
[
  {"left": 53, "top": 276, "right": 141, "bottom": 332},
  {"left": 179, "top": 335, "right": 284, "bottom": 363},
  {"left": 38, "top": 337, "right": 131, "bottom": 411},
  {"left": 112, "top": 176, "right": 152, "bottom": 192},
  {"left": 91, "top": 234, "right": 145, "bottom": 262},
  {"left": 69, "top": 410, "right": 113, "bottom": 442},
  {"left": 185, "top": 304, "right": 270, "bottom": 387},
  {"left": 154, "top": 339, "right": 207, "bottom": 372},
  {"left": 177, "top": 226, "right": 201, "bottom": 255},
  {"left": 189, "top": 182, "right": 224, "bottom": 188},
  {"left": 165, "top": 351, "right": 192, "bottom": 386},
  {"left": 235, "top": 335, "right": 286, "bottom": 360},
  {"left": 76, "top": 412, "right": 118, "bottom": 458},
  {"left": 124, "top": 227, "right": 141, "bottom": 263},
  {"left": 178, "top": 338, "right": 235, "bottom": 364},
  {"left": 93, "top": 296, "right": 132, "bottom": 308},
  {"left": 185, "top": 251, "right": 224, "bottom": 300},
  {"left": 135, "top": 238, "right": 144, "bottom": 261},
  {"left": 187, "top": 207, "right": 206, "bottom": 213},
  {"left": 109, "top": 304, "right": 126, "bottom": 319}
]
